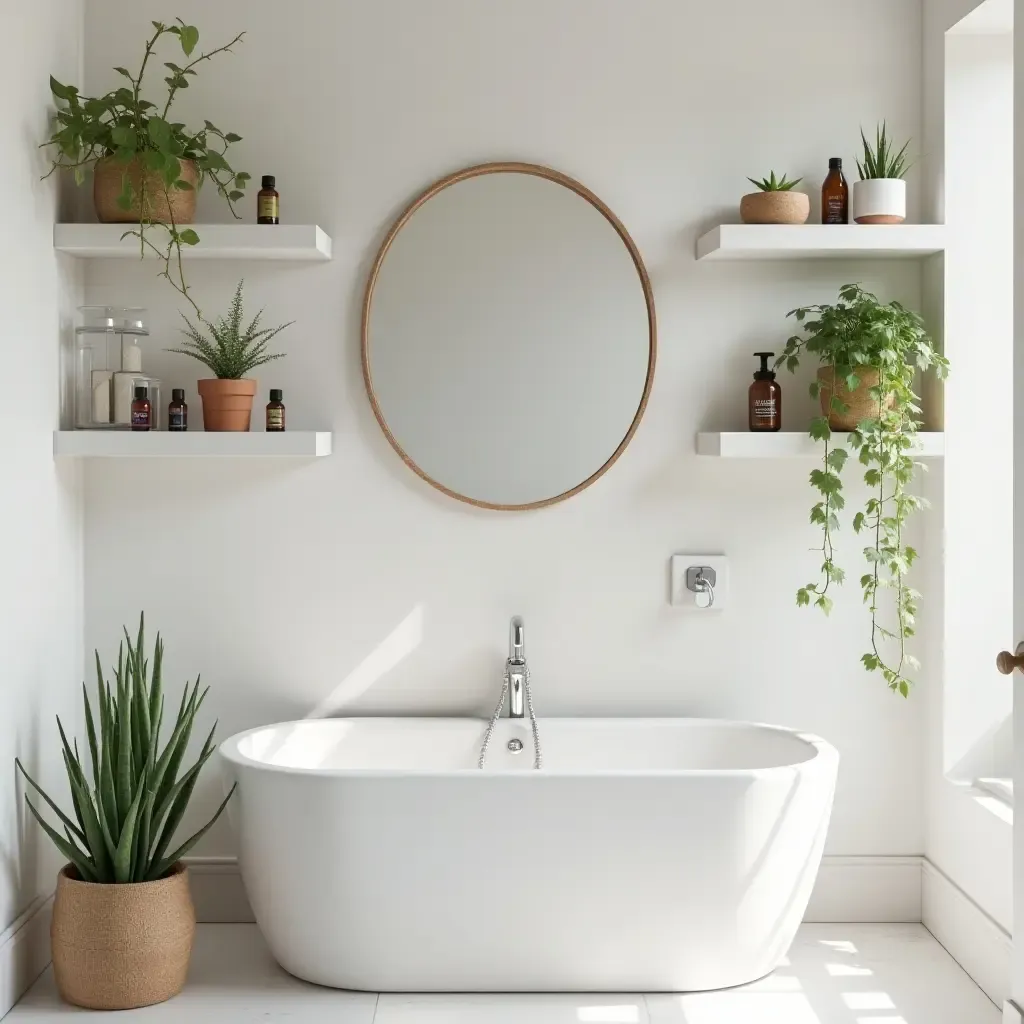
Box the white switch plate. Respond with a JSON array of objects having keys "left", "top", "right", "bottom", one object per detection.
[{"left": 670, "top": 554, "right": 729, "bottom": 610}]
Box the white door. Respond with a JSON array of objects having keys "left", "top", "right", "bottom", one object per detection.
[{"left": 1011, "top": 16, "right": 1024, "bottom": 1017}]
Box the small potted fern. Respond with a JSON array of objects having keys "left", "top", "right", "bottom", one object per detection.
[
  {"left": 740, "top": 171, "right": 809, "bottom": 225},
  {"left": 16, "top": 615, "right": 235, "bottom": 1009},
  {"left": 169, "top": 280, "right": 291, "bottom": 431},
  {"left": 852, "top": 122, "right": 911, "bottom": 224}
]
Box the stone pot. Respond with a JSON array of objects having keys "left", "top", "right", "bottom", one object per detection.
[
  {"left": 197, "top": 378, "right": 258, "bottom": 431},
  {"left": 51, "top": 862, "right": 195, "bottom": 1010},
  {"left": 852, "top": 178, "right": 906, "bottom": 224},
  {"left": 817, "top": 366, "right": 894, "bottom": 431},
  {"left": 739, "top": 191, "right": 810, "bottom": 225},
  {"left": 93, "top": 156, "right": 199, "bottom": 224}
]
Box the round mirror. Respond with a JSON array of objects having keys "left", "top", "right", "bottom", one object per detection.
[{"left": 362, "top": 162, "right": 656, "bottom": 510}]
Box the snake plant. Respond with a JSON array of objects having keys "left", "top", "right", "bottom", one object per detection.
[
  {"left": 16, "top": 614, "right": 235, "bottom": 883},
  {"left": 856, "top": 122, "right": 911, "bottom": 180}
]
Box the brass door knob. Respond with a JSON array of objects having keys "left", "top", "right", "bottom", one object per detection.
[{"left": 996, "top": 642, "right": 1024, "bottom": 675}]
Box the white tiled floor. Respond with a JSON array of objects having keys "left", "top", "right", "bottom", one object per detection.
[{"left": 8, "top": 923, "right": 998, "bottom": 1023}]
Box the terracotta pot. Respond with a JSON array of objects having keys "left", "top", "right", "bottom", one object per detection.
[
  {"left": 197, "top": 378, "right": 258, "bottom": 431},
  {"left": 93, "top": 157, "right": 199, "bottom": 224},
  {"left": 739, "top": 191, "right": 810, "bottom": 225},
  {"left": 51, "top": 862, "right": 195, "bottom": 1010},
  {"left": 817, "top": 366, "right": 894, "bottom": 431},
  {"left": 852, "top": 178, "right": 906, "bottom": 224}
]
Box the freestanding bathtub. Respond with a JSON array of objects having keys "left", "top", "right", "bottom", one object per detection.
[{"left": 219, "top": 717, "right": 838, "bottom": 992}]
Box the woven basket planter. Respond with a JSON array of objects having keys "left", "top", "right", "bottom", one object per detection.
[
  {"left": 817, "top": 366, "right": 894, "bottom": 431},
  {"left": 93, "top": 157, "right": 198, "bottom": 224},
  {"left": 51, "top": 862, "right": 195, "bottom": 1010}
]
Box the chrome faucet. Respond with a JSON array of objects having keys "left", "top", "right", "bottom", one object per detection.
[{"left": 507, "top": 616, "right": 526, "bottom": 719}]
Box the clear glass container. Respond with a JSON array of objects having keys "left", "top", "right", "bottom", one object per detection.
[{"left": 75, "top": 307, "right": 148, "bottom": 429}]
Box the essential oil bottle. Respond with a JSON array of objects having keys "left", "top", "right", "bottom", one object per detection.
[
  {"left": 168, "top": 388, "right": 188, "bottom": 431},
  {"left": 821, "top": 158, "right": 849, "bottom": 224},
  {"left": 266, "top": 389, "right": 285, "bottom": 431},
  {"left": 130, "top": 385, "right": 151, "bottom": 431},
  {"left": 257, "top": 175, "right": 279, "bottom": 225},
  {"left": 749, "top": 353, "right": 781, "bottom": 432}
]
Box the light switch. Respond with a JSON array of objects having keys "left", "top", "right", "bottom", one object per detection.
[{"left": 670, "top": 554, "right": 729, "bottom": 610}]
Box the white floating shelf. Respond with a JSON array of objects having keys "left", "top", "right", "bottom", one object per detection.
[
  {"left": 696, "top": 431, "right": 945, "bottom": 458},
  {"left": 695, "top": 224, "right": 946, "bottom": 261},
  {"left": 54, "top": 430, "right": 332, "bottom": 458},
  {"left": 54, "top": 223, "right": 332, "bottom": 261}
]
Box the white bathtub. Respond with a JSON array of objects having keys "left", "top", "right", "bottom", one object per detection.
[{"left": 219, "top": 717, "right": 838, "bottom": 992}]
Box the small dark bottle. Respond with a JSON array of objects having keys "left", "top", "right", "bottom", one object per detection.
[
  {"left": 130, "top": 385, "right": 151, "bottom": 431},
  {"left": 821, "top": 157, "right": 849, "bottom": 224},
  {"left": 168, "top": 388, "right": 188, "bottom": 431},
  {"left": 749, "top": 353, "right": 782, "bottom": 432},
  {"left": 266, "top": 389, "right": 285, "bottom": 432},
  {"left": 257, "top": 175, "right": 279, "bottom": 225}
]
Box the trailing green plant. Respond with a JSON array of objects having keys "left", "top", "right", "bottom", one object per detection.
[
  {"left": 15, "top": 614, "right": 235, "bottom": 884},
  {"left": 42, "top": 18, "right": 249, "bottom": 319},
  {"left": 856, "top": 122, "right": 911, "bottom": 180},
  {"left": 168, "top": 279, "right": 290, "bottom": 379},
  {"left": 747, "top": 170, "right": 803, "bottom": 192},
  {"left": 777, "top": 284, "right": 949, "bottom": 696}
]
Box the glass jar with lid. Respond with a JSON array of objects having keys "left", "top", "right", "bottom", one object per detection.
[{"left": 75, "top": 307, "right": 148, "bottom": 429}]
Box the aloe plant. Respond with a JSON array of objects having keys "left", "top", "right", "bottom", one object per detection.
[
  {"left": 747, "top": 171, "right": 803, "bottom": 192},
  {"left": 856, "top": 122, "right": 911, "bottom": 180},
  {"left": 16, "top": 615, "right": 235, "bottom": 884}
]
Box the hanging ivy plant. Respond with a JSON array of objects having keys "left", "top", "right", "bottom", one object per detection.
[{"left": 777, "top": 284, "right": 949, "bottom": 696}]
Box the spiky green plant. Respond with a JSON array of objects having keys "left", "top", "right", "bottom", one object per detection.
[
  {"left": 167, "top": 279, "right": 291, "bottom": 379},
  {"left": 16, "top": 615, "right": 235, "bottom": 884},
  {"left": 856, "top": 122, "right": 911, "bottom": 180},
  {"left": 747, "top": 170, "right": 803, "bottom": 192}
]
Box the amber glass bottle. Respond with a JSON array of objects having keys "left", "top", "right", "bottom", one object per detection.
[
  {"left": 821, "top": 158, "right": 849, "bottom": 224},
  {"left": 130, "top": 385, "right": 151, "bottom": 432},
  {"left": 266, "top": 389, "right": 285, "bottom": 431},
  {"left": 749, "top": 353, "right": 781, "bottom": 432},
  {"left": 168, "top": 388, "right": 187, "bottom": 431},
  {"left": 257, "top": 175, "right": 279, "bottom": 225}
]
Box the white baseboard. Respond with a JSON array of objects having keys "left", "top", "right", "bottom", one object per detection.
[
  {"left": 922, "top": 859, "right": 1011, "bottom": 1007},
  {"left": 0, "top": 896, "right": 52, "bottom": 1018},
  {"left": 184, "top": 853, "right": 925, "bottom": 926}
]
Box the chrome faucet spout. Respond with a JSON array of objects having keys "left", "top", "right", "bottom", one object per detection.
[{"left": 507, "top": 616, "right": 526, "bottom": 719}]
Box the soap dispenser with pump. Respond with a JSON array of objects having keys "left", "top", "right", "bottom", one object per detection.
[{"left": 749, "top": 352, "right": 781, "bottom": 432}]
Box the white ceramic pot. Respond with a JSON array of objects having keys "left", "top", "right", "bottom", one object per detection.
[{"left": 852, "top": 178, "right": 906, "bottom": 224}]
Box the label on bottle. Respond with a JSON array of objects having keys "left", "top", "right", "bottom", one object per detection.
[
  {"left": 752, "top": 397, "right": 777, "bottom": 426},
  {"left": 267, "top": 408, "right": 285, "bottom": 430},
  {"left": 258, "top": 195, "right": 279, "bottom": 221},
  {"left": 823, "top": 197, "right": 847, "bottom": 224},
  {"left": 131, "top": 408, "right": 150, "bottom": 429},
  {"left": 169, "top": 410, "right": 186, "bottom": 431}
]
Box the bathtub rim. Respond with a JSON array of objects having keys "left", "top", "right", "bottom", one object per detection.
[{"left": 218, "top": 716, "right": 839, "bottom": 780}]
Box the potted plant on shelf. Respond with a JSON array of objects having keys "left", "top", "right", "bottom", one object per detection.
[
  {"left": 852, "top": 122, "right": 911, "bottom": 224},
  {"left": 740, "top": 171, "right": 809, "bottom": 225},
  {"left": 42, "top": 18, "right": 250, "bottom": 317},
  {"left": 15, "top": 615, "right": 235, "bottom": 1010},
  {"left": 169, "top": 280, "right": 290, "bottom": 431},
  {"left": 776, "top": 283, "right": 949, "bottom": 696}
]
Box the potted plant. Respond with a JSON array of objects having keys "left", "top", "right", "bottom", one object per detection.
[
  {"left": 169, "top": 280, "right": 290, "bottom": 431},
  {"left": 42, "top": 18, "right": 250, "bottom": 317},
  {"left": 740, "top": 171, "right": 809, "bottom": 225},
  {"left": 777, "top": 284, "right": 949, "bottom": 696},
  {"left": 15, "top": 615, "right": 235, "bottom": 1009},
  {"left": 852, "top": 122, "right": 911, "bottom": 224}
]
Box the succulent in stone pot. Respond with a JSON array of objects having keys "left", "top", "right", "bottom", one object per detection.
[{"left": 740, "top": 170, "right": 810, "bottom": 225}]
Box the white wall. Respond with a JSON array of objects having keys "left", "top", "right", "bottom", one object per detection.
[
  {"left": 1, "top": 4, "right": 84, "bottom": 931},
  {"left": 81, "top": 0, "right": 928, "bottom": 858}
]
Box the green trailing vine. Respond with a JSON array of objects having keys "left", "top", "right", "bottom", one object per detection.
[
  {"left": 778, "top": 284, "right": 949, "bottom": 696},
  {"left": 42, "top": 18, "right": 249, "bottom": 320}
]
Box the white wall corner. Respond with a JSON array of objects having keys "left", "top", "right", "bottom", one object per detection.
[
  {"left": 923, "top": 859, "right": 1011, "bottom": 1007},
  {"left": 0, "top": 896, "right": 53, "bottom": 1018},
  {"left": 1004, "top": 999, "right": 1023, "bottom": 1024}
]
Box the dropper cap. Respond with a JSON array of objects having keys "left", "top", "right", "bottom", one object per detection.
[{"left": 753, "top": 352, "right": 776, "bottom": 381}]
